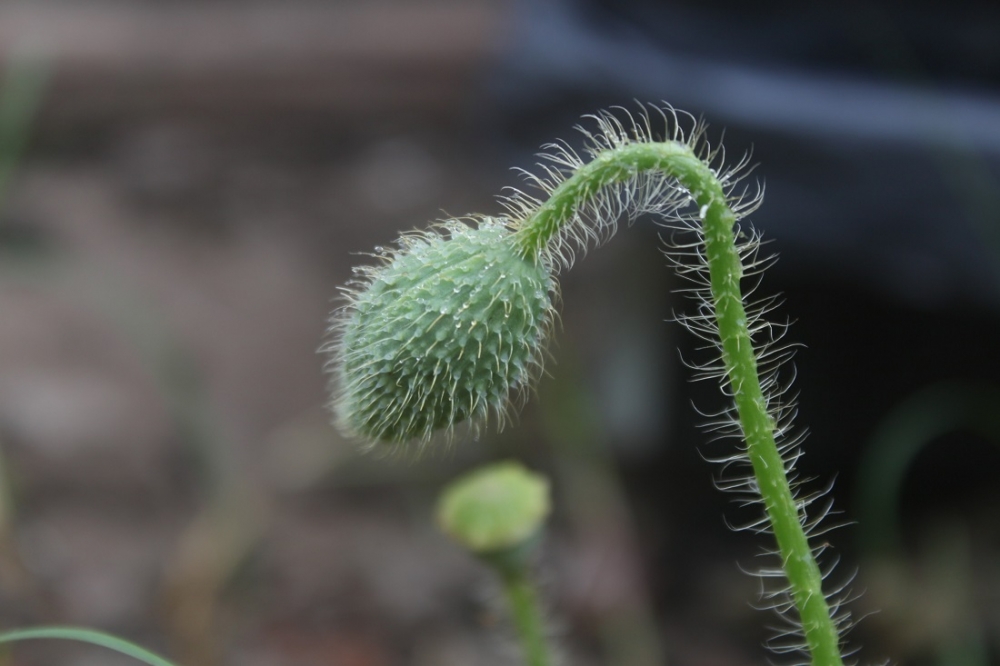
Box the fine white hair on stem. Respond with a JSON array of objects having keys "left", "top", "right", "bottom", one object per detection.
[
  {"left": 665, "top": 205, "right": 857, "bottom": 660},
  {"left": 500, "top": 102, "right": 763, "bottom": 272},
  {"left": 497, "top": 102, "right": 853, "bottom": 662}
]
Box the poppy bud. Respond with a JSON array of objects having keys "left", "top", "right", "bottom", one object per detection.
[{"left": 328, "top": 218, "right": 555, "bottom": 445}]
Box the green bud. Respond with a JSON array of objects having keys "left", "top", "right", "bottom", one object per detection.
[
  {"left": 436, "top": 460, "right": 551, "bottom": 555},
  {"left": 328, "top": 218, "right": 555, "bottom": 445}
]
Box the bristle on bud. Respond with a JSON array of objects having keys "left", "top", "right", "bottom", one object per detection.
[{"left": 326, "top": 218, "right": 555, "bottom": 446}]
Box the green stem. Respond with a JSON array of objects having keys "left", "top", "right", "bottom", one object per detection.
[
  {"left": 0, "top": 626, "right": 178, "bottom": 666},
  {"left": 499, "top": 568, "right": 552, "bottom": 666},
  {"left": 515, "top": 143, "right": 692, "bottom": 260},
  {"left": 518, "top": 141, "right": 845, "bottom": 666}
]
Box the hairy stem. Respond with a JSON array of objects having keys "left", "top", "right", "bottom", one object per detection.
[
  {"left": 499, "top": 568, "right": 552, "bottom": 666},
  {"left": 517, "top": 141, "right": 844, "bottom": 666},
  {"left": 701, "top": 188, "right": 844, "bottom": 666},
  {"left": 515, "top": 142, "right": 692, "bottom": 260}
]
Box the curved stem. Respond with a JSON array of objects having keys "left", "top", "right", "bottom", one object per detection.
[
  {"left": 515, "top": 142, "right": 692, "bottom": 259},
  {"left": 0, "top": 627, "right": 178, "bottom": 666},
  {"left": 518, "top": 141, "right": 845, "bottom": 666}
]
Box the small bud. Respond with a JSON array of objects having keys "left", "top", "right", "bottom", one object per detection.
[
  {"left": 329, "top": 218, "right": 555, "bottom": 445},
  {"left": 436, "top": 460, "right": 551, "bottom": 556}
]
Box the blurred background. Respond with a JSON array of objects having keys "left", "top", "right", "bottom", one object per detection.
[{"left": 0, "top": 1, "right": 998, "bottom": 665}]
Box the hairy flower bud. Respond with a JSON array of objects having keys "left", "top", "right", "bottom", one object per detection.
[{"left": 328, "top": 218, "right": 555, "bottom": 445}]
